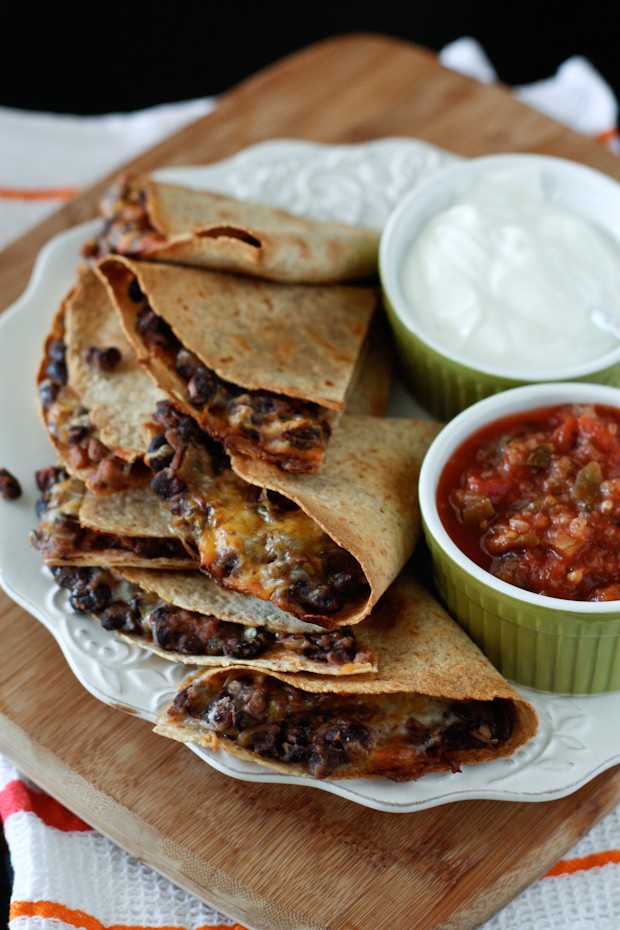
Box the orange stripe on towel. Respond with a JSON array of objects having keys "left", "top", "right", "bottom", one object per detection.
[
  {"left": 0, "top": 186, "right": 78, "bottom": 201},
  {"left": 595, "top": 128, "right": 619, "bottom": 144},
  {"left": 0, "top": 780, "right": 91, "bottom": 832},
  {"left": 544, "top": 849, "right": 620, "bottom": 877},
  {"left": 10, "top": 901, "right": 248, "bottom": 930}
]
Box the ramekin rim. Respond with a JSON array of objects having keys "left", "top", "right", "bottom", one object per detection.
[
  {"left": 379, "top": 153, "right": 620, "bottom": 381},
  {"left": 418, "top": 381, "right": 620, "bottom": 616}
]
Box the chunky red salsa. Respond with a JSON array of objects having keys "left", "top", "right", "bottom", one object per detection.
[{"left": 437, "top": 403, "right": 620, "bottom": 601}]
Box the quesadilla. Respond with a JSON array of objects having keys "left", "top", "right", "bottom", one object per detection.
[
  {"left": 96, "top": 255, "right": 379, "bottom": 474},
  {"left": 49, "top": 562, "right": 376, "bottom": 676},
  {"left": 31, "top": 466, "right": 194, "bottom": 568},
  {"left": 147, "top": 400, "right": 442, "bottom": 628},
  {"left": 32, "top": 467, "right": 376, "bottom": 674},
  {"left": 155, "top": 572, "right": 538, "bottom": 781},
  {"left": 37, "top": 264, "right": 166, "bottom": 494},
  {"left": 84, "top": 173, "right": 380, "bottom": 284}
]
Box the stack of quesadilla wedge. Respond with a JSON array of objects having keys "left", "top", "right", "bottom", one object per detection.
[
  {"left": 30, "top": 177, "right": 538, "bottom": 783},
  {"left": 155, "top": 572, "right": 538, "bottom": 781}
]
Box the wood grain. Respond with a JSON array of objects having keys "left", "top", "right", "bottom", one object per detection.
[{"left": 2, "top": 32, "right": 620, "bottom": 930}]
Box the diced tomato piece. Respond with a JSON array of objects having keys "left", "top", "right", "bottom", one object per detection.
[{"left": 552, "top": 415, "right": 579, "bottom": 453}]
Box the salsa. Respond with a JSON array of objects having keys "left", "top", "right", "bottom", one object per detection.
[{"left": 437, "top": 403, "right": 620, "bottom": 601}]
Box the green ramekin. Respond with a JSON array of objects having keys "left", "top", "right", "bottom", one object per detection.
[
  {"left": 379, "top": 153, "right": 620, "bottom": 421},
  {"left": 418, "top": 383, "right": 620, "bottom": 695}
]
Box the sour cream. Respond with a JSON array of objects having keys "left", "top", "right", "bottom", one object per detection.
[{"left": 401, "top": 166, "right": 620, "bottom": 373}]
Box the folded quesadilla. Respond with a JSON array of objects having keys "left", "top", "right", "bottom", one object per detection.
[
  {"left": 31, "top": 466, "right": 194, "bottom": 568},
  {"left": 155, "top": 572, "right": 538, "bottom": 781},
  {"left": 147, "top": 400, "right": 441, "bottom": 628},
  {"left": 32, "top": 467, "right": 377, "bottom": 673},
  {"left": 85, "top": 173, "right": 380, "bottom": 283},
  {"left": 37, "top": 264, "right": 166, "bottom": 494},
  {"left": 97, "top": 255, "right": 379, "bottom": 473},
  {"left": 49, "top": 562, "right": 376, "bottom": 676}
]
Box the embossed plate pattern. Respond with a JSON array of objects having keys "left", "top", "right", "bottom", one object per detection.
[{"left": 1, "top": 139, "right": 619, "bottom": 812}]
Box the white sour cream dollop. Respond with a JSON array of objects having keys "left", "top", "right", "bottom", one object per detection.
[{"left": 401, "top": 167, "right": 620, "bottom": 373}]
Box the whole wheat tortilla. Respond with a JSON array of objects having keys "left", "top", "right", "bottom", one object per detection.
[
  {"left": 32, "top": 475, "right": 196, "bottom": 570},
  {"left": 154, "top": 571, "right": 539, "bottom": 779},
  {"left": 65, "top": 264, "right": 166, "bottom": 455},
  {"left": 91, "top": 174, "right": 380, "bottom": 283},
  {"left": 97, "top": 255, "right": 379, "bottom": 411},
  {"left": 36, "top": 265, "right": 166, "bottom": 493},
  {"left": 79, "top": 482, "right": 180, "bottom": 539},
  {"left": 168, "top": 413, "right": 442, "bottom": 627},
  {"left": 50, "top": 482, "right": 375, "bottom": 649},
  {"left": 115, "top": 567, "right": 376, "bottom": 675}
]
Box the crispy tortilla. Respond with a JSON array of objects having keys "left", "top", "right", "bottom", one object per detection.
[
  {"left": 36, "top": 264, "right": 166, "bottom": 494},
  {"left": 31, "top": 470, "right": 195, "bottom": 569},
  {"left": 86, "top": 174, "right": 380, "bottom": 283},
  {"left": 46, "top": 559, "right": 375, "bottom": 676},
  {"left": 155, "top": 572, "right": 538, "bottom": 780},
  {"left": 115, "top": 567, "right": 376, "bottom": 674},
  {"left": 150, "top": 405, "right": 442, "bottom": 628},
  {"left": 96, "top": 255, "right": 379, "bottom": 473},
  {"left": 35, "top": 472, "right": 377, "bottom": 675}
]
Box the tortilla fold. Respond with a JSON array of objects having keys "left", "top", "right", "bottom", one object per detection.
[
  {"left": 96, "top": 255, "right": 380, "bottom": 473},
  {"left": 36, "top": 265, "right": 166, "bottom": 494},
  {"left": 87, "top": 174, "right": 380, "bottom": 283},
  {"left": 159, "top": 411, "right": 442, "bottom": 627},
  {"left": 154, "top": 572, "right": 538, "bottom": 781},
  {"left": 31, "top": 472, "right": 195, "bottom": 569},
  {"left": 115, "top": 567, "right": 376, "bottom": 674}
]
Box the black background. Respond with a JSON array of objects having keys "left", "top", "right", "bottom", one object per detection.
[{"left": 1, "top": 3, "right": 619, "bottom": 114}]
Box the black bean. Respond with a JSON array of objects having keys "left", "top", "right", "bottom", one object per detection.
[
  {"left": 248, "top": 723, "right": 280, "bottom": 758},
  {"left": 151, "top": 467, "right": 186, "bottom": 500},
  {"left": 83, "top": 346, "right": 122, "bottom": 371},
  {"left": 35, "top": 465, "right": 68, "bottom": 492},
  {"left": 204, "top": 696, "right": 236, "bottom": 732},
  {"left": 279, "top": 721, "right": 312, "bottom": 763},
  {"left": 51, "top": 565, "right": 93, "bottom": 591},
  {"left": 0, "top": 468, "right": 22, "bottom": 500},
  {"left": 38, "top": 379, "right": 61, "bottom": 409},
  {"left": 306, "top": 739, "right": 340, "bottom": 778},
  {"left": 136, "top": 308, "right": 178, "bottom": 351},
  {"left": 47, "top": 339, "right": 66, "bottom": 363},
  {"left": 289, "top": 581, "right": 342, "bottom": 615},
  {"left": 100, "top": 601, "right": 141, "bottom": 633},
  {"left": 324, "top": 722, "right": 370, "bottom": 752},
  {"left": 128, "top": 277, "right": 145, "bottom": 303},
  {"left": 70, "top": 582, "right": 112, "bottom": 612},
  {"left": 282, "top": 423, "right": 323, "bottom": 449},
  {"left": 187, "top": 366, "right": 216, "bottom": 405},
  {"left": 174, "top": 349, "right": 199, "bottom": 382},
  {"left": 67, "top": 424, "right": 91, "bottom": 445},
  {"left": 145, "top": 433, "right": 174, "bottom": 472},
  {"left": 45, "top": 359, "right": 67, "bottom": 383},
  {"left": 223, "top": 630, "right": 273, "bottom": 659}
]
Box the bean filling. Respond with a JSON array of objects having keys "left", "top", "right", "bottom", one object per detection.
[
  {"left": 148, "top": 401, "right": 370, "bottom": 626},
  {"left": 49, "top": 564, "right": 369, "bottom": 667},
  {"left": 32, "top": 467, "right": 188, "bottom": 564},
  {"left": 38, "top": 316, "right": 135, "bottom": 494},
  {"left": 128, "top": 278, "right": 332, "bottom": 474},
  {"left": 169, "top": 670, "right": 516, "bottom": 780}
]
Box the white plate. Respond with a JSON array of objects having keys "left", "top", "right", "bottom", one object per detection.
[{"left": 1, "top": 138, "right": 619, "bottom": 814}]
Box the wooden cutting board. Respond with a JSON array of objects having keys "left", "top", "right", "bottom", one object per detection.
[{"left": 2, "top": 33, "right": 620, "bottom": 930}]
